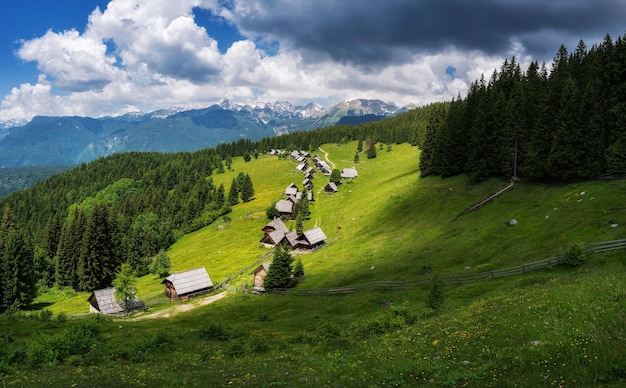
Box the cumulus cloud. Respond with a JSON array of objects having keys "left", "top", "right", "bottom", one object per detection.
[{"left": 1, "top": 0, "right": 624, "bottom": 122}]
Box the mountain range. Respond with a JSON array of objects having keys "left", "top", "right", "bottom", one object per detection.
[{"left": 0, "top": 99, "right": 408, "bottom": 167}]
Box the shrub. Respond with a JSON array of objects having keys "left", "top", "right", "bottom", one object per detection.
[
  {"left": 563, "top": 242, "right": 587, "bottom": 267},
  {"left": 199, "top": 323, "right": 230, "bottom": 341},
  {"left": 426, "top": 276, "right": 445, "bottom": 311},
  {"left": 317, "top": 321, "right": 341, "bottom": 340}
]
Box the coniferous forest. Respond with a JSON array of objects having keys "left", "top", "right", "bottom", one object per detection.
[
  {"left": 421, "top": 35, "right": 626, "bottom": 181},
  {"left": 1, "top": 33, "right": 626, "bottom": 311}
]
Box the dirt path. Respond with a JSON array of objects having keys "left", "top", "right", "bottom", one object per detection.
[
  {"left": 318, "top": 146, "right": 336, "bottom": 169},
  {"left": 130, "top": 291, "right": 227, "bottom": 320}
]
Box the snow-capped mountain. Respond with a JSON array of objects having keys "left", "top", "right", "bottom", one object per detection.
[{"left": 0, "top": 99, "right": 411, "bottom": 167}]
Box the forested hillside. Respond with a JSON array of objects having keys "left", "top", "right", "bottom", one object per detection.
[
  {"left": 421, "top": 34, "right": 626, "bottom": 181},
  {"left": 2, "top": 32, "right": 626, "bottom": 312},
  {"left": 0, "top": 102, "right": 438, "bottom": 311}
]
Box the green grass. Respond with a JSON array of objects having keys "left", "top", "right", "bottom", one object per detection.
[{"left": 9, "top": 141, "right": 626, "bottom": 386}]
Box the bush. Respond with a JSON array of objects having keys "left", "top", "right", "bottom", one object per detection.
[
  {"left": 199, "top": 323, "right": 230, "bottom": 341},
  {"left": 563, "top": 242, "right": 587, "bottom": 267},
  {"left": 426, "top": 276, "right": 445, "bottom": 311}
]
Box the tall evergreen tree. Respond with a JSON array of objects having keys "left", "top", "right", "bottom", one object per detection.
[
  {"left": 55, "top": 207, "right": 86, "bottom": 289},
  {"left": 263, "top": 246, "right": 294, "bottom": 291},
  {"left": 78, "top": 203, "right": 119, "bottom": 291},
  {"left": 240, "top": 174, "right": 255, "bottom": 202},
  {"left": 228, "top": 178, "right": 239, "bottom": 206},
  {"left": 0, "top": 207, "right": 36, "bottom": 311}
]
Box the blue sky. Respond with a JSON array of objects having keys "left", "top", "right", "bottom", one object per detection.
[{"left": 1, "top": 0, "right": 624, "bottom": 123}]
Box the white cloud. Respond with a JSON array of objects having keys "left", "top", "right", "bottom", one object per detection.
[{"left": 0, "top": 0, "right": 509, "bottom": 123}]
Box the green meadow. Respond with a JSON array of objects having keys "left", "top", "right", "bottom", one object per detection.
[{"left": 3, "top": 141, "right": 626, "bottom": 386}]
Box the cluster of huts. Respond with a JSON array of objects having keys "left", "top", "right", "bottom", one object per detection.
[{"left": 89, "top": 148, "right": 353, "bottom": 313}]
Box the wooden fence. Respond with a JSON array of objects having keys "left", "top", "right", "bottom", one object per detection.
[{"left": 271, "top": 239, "right": 626, "bottom": 296}]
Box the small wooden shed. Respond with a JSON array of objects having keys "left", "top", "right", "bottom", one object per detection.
[
  {"left": 341, "top": 167, "right": 358, "bottom": 179},
  {"left": 298, "top": 227, "right": 328, "bottom": 250},
  {"left": 88, "top": 287, "right": 142, "bottom": 315},
  {"left": 251, "top": 262, "right": 271, "bottom": 292},
  {"left": 324, "top": 182, "right": 338, "bottom": 193},
  {"left": 162, "top": 267, "right": 213, "bottom": 300}
]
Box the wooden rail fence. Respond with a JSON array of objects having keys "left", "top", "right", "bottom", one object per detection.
[{"left": 271, "top": 239, "right": 626, "bottom": 296}]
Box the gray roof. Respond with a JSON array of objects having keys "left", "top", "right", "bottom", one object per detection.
[
  {"left": 325, "top": 182, "right": 338, "bottom": 192},
  {"left": 285, "top": 230, "right": 300, "bottom": 247},
  {"left": 275, "top": 199, "right": 293, "bottom": 213},
  {"left": 251, "top": 262, "right": 271, "bottom": 275},
  {"left": 341, "top": 167, "right": 358, "bottom": 179},
  {"left": 89, "top": 287, "right": 141, "bottom": 315},
  {"left": 163, "top": 267, "right": 213, "bottom": 296},
  {"left": 284, "top": 183, "right": 299, "bottom": 196},
  {"left": 265, "top": 217, "right": 288, "bottom": 235},
  {"left": 301, "top": 227, "right": 327, "bottom": 246}
]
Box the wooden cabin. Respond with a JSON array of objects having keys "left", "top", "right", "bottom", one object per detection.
[
  {"left": 298, "top": 227, "right": 328, "bottom": 250},
  {"left": 275, "top": 199, "right": 294, "bottom": 216},
  {"left": 324, "top": 182, "right": 338, "bottom": 193},
  {"left": 341, "top": 167, "right": 358, "bottom": 179},
  {"left": 88, "top": 287, "right": 142, "bottom": 315},
  {"left": 251, "top": 262, "right": 271, "bottom": 292},
  {"left": 162, "top": 267, "right": 213, "bottom": 300}
]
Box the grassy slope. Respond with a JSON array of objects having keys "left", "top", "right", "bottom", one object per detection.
[{"left": 11, "top": 141, "right": 626, "bottom": 386}]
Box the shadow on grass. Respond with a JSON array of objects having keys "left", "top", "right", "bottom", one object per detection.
[{"left": 25, "top": 302, "right": 54, "bottom": 311}]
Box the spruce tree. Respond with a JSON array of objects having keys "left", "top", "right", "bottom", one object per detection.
[
  {"left": 55, "top": 207, "right": 86, "bottom": 289},
  {"left": 330, "top": 169, "right": 342, "bottom": 184},
  {"left": 263, "top": 246, "right": 294, "bottom": 291},
  {"left": 78, "top": 203, "right": 118, "bottom": 291},
  {"left": 0, "top": 207, "right": 35, "bottom": 311},
  {"left": 240, "top": 174, "right": 255, "bottom": 202},
  {"left": 228, "top": 178, "right": 239, "bottom": 206}
]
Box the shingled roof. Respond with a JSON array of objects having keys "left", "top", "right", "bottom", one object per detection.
[
  {"left": 88, "top": 287, "right": 142, "bottom": 315},
  {"left": 300, "top": 227, "right": 327, "bottom": 246},
  {"left": 275, "top": 199, "right": 293, "bottom": 213},
  {"left": 162, "top": 267, "right": 213, "bottom": 296}
]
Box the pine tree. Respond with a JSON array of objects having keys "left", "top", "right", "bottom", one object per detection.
[
  {"left": 263, "top": 246, "right": 294, "bottom": 291},
  {"left": 55, "top": 207, "right": 86, "bottom": 289},
  {"left": 366, "top": 137, "right": 377, "bottom": 159},
  {"left": 0, "top": 207, "right": 36, "bottom": 311},
  {"left": 228, "top": 178, "right": 239, "bottom": 206},
  {"left": 240, "top": 174, "right": 255, "bottom": 202},
  {"left": 330, "top": 169, "right": 342, "bottom": 184},
  {"left": 78, "top": 203, "right": 119, "bottom": 291},
  {"left": 293, "top": 259, "right": 304, "bottom": 278}
]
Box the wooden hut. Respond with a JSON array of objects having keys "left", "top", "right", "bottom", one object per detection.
[
  {"left": 298, "top": 227, "right": 328, "bottom": 250},
  {"left": 162, "top": 267, "right": 213, "bottom": 300},
  {"left": 341, "top": 167, "right": 358, "bottom": 179},
  {"left": 88, "top": 287, "right": 142, "bottom": 315},
  {"left": 324, "top": 182, "right": 338, "bottom": 193},
  {"left": 251, "top": 262, "right": 271, "bottom": 292}
]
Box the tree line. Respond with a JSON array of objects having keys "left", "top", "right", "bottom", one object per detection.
[{"left": 420, "top": 34, "right": 626, "bottom": 181}]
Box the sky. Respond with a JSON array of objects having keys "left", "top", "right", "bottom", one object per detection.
[{"left": 0, "top": 0, "right": 624, "bottom": 123}]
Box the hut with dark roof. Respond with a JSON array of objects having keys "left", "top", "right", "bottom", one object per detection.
[{"left": 162, "top": 267, "right": 213, "bottom": 300}]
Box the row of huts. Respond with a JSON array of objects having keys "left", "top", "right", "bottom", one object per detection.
[{"left": 88, "top": 267, "right": 214, "bottom": 315}]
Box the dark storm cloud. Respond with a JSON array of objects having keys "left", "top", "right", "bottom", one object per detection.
[{"left": 232, "top": 0, "right": 626, "bottom": 66}]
